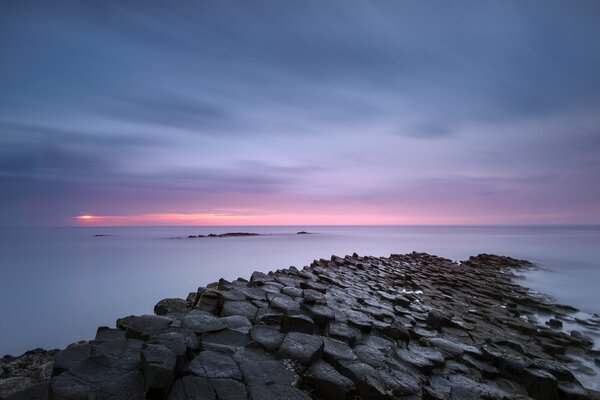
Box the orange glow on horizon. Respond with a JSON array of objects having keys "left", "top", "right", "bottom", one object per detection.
[{"left": 70, "top": 210, "right": 576, "bottom": 226}]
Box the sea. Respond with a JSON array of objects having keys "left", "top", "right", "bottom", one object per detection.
[{"left": 1, "top": 225, "right": 599, "bottom": 358}]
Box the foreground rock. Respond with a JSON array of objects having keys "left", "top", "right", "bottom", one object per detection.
[{"left": 2, "top": 252, "right": 600, "bottom": 399}]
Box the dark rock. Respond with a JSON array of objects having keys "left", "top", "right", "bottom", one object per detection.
[
  {"left": 302, "top": 289, "right": 326, "bottom": 305},
  {"left": 201, "top": 329, "right": 249, "bottom": 354},
  {"left": 277, "top": 332, "right": 323, "bottom": 365},
  {"left": 167, "top": 376, "right": 216, "bottom": 400},
  {"left": 209, "top": 378, "right": 248, "bottom": 400},
  {"left": 270, "top": 294, "right": 300, "bottom": 312},
  {"left": 322, "top": 337, "right": 357, "bottom": 367},
  {"left": 116, "top": 315, "right": 172, "bottom": 339},
  {"left": 147, "top": 328, "right": 199, "bottom": 366},
  {"left": 335, "top": 360, "right": 388, "bottom": 400},
  {"left": 522, "top": 367, "right": 559, "bottom": 400},
  {"left": 281, "top": 311, "right": 316, "bottom": 334},
  {"left": 181, "top": 313, "right": 226, "bottom": 334},
  {"left": 303, "top": 304, "right": 335, "bottom": 328},
  {"left": 546, "top": 318, "right": 563, "bottom": 329},
  {"left": 382, "top": 320, "right": 410, "bottom": 343},
  {"left": 354, "top": 345, "right": 387, "bottom": 368},
  {"left": 255, "top": 307, "right": 284, "bottom": 325},
  {"left": 95, "top": 326, "right": 126, "bottom": 341},
  {"left": 3, "top": 381, "right": 49, "bottom": 400},
  {"left": 282, "top": 287, "right": 303, "bottom": 298},
  {"left": 304, "top": 360, "right": 355, "bottom": 400},
  {"left": 141, "top": 344, "right": 176, "bottom": 397},
  {"left": 154, "top": 298, "right": 188, "bottom": 316},
  {"left": 186, "top": 351, "right": 242, "bottom": 380},
  {"left": 325, "top": 321, "right": 361, "bottom": 344},
  {"left": 426, "top": 309, "right": 453, "bottom": 330},
  {"left": 52, "top": 342, "right": 92, "bottom": 376},
  {"left": 221, "top": 300, "right": 257, "bottom": 320},
  {"left": 249, "top": 326, "right": 285, "bottom": 352},
  {"left": 50, "top": 357, "right": 144, "bottom": 400}
]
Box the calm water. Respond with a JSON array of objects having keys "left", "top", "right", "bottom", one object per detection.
[{"left": 1, "top": 225, "right": 599, "bottom": 356}]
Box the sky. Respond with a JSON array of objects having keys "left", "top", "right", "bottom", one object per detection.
[{"left": 1, "top": 1, "right": 600, "bottom": 226}]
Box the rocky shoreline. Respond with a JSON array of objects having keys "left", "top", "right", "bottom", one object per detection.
[{"left": 1, "top": 252, "right": 599, "bottom": 400}]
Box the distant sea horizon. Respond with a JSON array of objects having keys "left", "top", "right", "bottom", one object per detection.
[{"left": 1, "top": 224, "right": 599, "bottom": 356}]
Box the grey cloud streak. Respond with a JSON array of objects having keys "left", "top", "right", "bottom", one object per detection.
[{"left": 1, "top": 0, "right": 600, "bottom": 225}]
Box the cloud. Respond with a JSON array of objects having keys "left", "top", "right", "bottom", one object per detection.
[{"left": 1, "top": 0, "right": 600, "bottom": 225}]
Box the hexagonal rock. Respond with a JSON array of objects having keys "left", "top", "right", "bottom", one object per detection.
[
  {"left": 382, "top": 320, "right": 410, "bottom": 343},
  {"left": 322, "top": 337, "right": 357, "bottom": 367},
  {"left": 167, "top": 376, "right": 216, "bottom": 400},
  {"left": 116, "top": 315, "right": 172, "bottom": 339},
  {"left": 335, "top": 360, "right": 388, "bottom": 400},
  {"left": 147, "top": 328, "right": 199, "bottom": 366},
  {"left": 281, "top": 311, "right": 317, "bottom": 334},
  {"left": 277, "top": 332, "right": 324, "bottom": 365},
  {"left": 201, "top": 329, "right": 249, "bottom": 354},
  {"left": 50, "top": 357, "right": 145, "bottom": 400},
  {"left": 302, "top": 289, "right": 326, "bottom": 305},
  {"left": 52, "top": 342, "right": 92, "bottom": 376},
  {"left": 325, "top": 321, "right": 362, "bottom": 344},
  {"left": 141, "top": 343, "right": 176, "bottom": 397},
  {"left": 186, "top": 351, "right": 242, "bottom": 380},
  {"left": 269, "top": 294, "right": 300, "bottom": 312},
  {"left": 221, "top": 300, "right": 257, "bottom": 320},
  {"left": 250, "top": 325, "right": 285, "bottom": 352},
  {"left": 255, "top": 307, "right": 284, "bottom": 325},
  {"left": 300, "top": 281, "right": 327, "bottom": 293},
  {"left": 303, "top": 304, "right": 335, "bottom": 328},
  {"left": 181, "top": 313, "right": 226, "bottom": 334},
  {"left": 304, "top": 360, "right": 355, "bottom": 400},
  {"left": 219, "top": 315, "right": 253, "bottom": 332}
]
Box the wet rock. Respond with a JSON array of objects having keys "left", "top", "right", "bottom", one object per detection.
[
  {"left": 522, "top": 367, "right": 559, "bottom": 400},
  {"left": 277, "top": 332, "right": 324, "bottom": 365},
  {"left": 546, "top": 318, "right": 563, "bottom": 329},
  {"left": 304, "top": 360, "right": 355, "bottom": 400}
]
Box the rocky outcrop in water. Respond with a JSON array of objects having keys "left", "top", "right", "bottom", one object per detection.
[{"left": 2, "top": 252, "right": 599, "bottom": 400}]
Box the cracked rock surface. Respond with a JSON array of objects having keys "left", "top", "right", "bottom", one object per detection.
[{"left": 2, "top": 252, "right": 600, "bottom": 399}]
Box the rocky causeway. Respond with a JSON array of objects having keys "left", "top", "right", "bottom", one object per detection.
[{"left": 1, "top": 252, "right": 599, "bottom": 400}]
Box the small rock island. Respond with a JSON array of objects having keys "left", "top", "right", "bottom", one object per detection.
[{"left": 2, "top": 253, "right": 599, "bottom": 399}]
